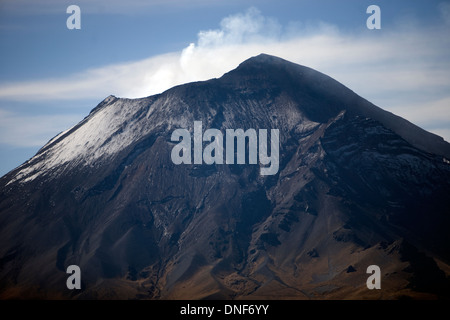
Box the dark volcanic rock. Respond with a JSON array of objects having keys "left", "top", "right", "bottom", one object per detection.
[
  {"left": 346, "top": 265, "right": 356, "bottom": 273},
  {"left": 0, "top": 54, "right": 450, "bottom": 299}
]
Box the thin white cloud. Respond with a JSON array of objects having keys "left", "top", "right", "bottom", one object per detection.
[
  {"left": 0, "top": 52, "right": 182, "bottom": 101},
  {"left": 196, "top": 7, "right": 281, "bottom": 47},
  {"left": 390, "top": 96, "right": 450, "bottom": 129},
  {"left": 1, "top": 7, "right": 449, "bottom": 143},
  {"left": 0, "top": 110, "right": 81, "bottom": 147},
  {"left": 439, "top": 2, "right": 450, "bottom": 25}
]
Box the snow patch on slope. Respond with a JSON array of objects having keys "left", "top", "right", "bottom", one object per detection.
[{"left": 9, "top": 97, "right": 153, "bottom": 184}]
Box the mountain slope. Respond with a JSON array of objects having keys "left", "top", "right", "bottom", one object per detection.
[{"left": 1, "top": 54, "right": 449, "bottom": 299}]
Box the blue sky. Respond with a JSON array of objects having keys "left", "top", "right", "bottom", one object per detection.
[{"left": 1, "top": 0, "right": 450, "bottom": 176}]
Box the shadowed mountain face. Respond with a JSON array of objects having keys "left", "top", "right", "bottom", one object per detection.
[{"left": 1, "top": 54, "right": 450, "bottom": 299}]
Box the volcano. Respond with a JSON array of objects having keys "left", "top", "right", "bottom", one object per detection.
[{"left": 1, "top": 54, "right": 450, "bottom": 299}]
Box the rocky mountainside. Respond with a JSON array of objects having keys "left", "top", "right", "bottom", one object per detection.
[{"left": 1, "top": 54, "right": 449, "bottom": 299}]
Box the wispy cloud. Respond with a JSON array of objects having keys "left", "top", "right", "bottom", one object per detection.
[
  {"left": 391, "top": 97, "right": 450, "bottom": 128},
  {"left": 0, "top": 52, "right": 182, "bottom": 101},
  {"left": 439, "top": 2, "right": 450, "bottom": 25},
  {"left": 0, "top": 110, "right": 81, "bottom": 147},
  {"left": 1, "top": 7, "right": 450, "bottom": 143}
]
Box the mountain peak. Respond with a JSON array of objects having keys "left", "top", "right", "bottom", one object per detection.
[
  {"left": 226, "top": 53, "right": 304, "bottom": 77},
  {"left": 89, "top": 94, "right": 119, "bottom": 115},
  {"left": 240, "top": 53, "right": 291, "bottom": 65},
  {"left": 223, "top": 54, "right": 450, "bottom": 158},
  {"left": 1, "top": 55, "right": 450, "bottom": 300}
]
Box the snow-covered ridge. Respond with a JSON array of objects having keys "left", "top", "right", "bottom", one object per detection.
[
  {"left": 9, "top": 97, "right": 153, "bottom": 185},
  {"left": 7, "top": 53, "right": 450, "bottom": 187}
]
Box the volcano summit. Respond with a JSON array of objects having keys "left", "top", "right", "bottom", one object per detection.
[{"left": 1, "top": 54, "right": 450, "bottom": 299}]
